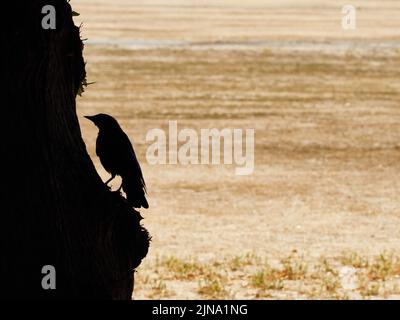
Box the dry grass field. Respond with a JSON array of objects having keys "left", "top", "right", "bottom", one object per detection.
[{"left": 73, "top": 0, "right": 400, "bottom": 299}]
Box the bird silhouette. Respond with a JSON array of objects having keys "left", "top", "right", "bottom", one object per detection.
[{"left": 85, "top": 114, "right": 149, "bottom": 209}]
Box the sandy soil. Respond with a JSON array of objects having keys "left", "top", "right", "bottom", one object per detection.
[
  {"left": 73, "top": 0, "right": 400, "bottom": 41},
  {"left": 73, "top": 0, "right": 400, "bottom": 299}
]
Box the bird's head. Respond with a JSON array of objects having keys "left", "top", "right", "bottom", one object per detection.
[{"left": 84, "top": 113, "right": 119, "bottom": 130}]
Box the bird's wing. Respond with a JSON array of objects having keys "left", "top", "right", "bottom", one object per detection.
[
  {"left": 119, "top": 131, "right": 147, "bottom": 190},
  {"left": 118, "top": 131, "right": 149, "bottom": 208}
]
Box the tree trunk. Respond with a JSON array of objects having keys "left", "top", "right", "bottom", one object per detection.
[{"left": 0, "top": 0, "right": 150, "bottom": 299}]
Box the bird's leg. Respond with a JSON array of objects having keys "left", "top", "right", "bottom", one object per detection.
[{"left": 104, "top": 174, "right": 116, "bottom": 185}]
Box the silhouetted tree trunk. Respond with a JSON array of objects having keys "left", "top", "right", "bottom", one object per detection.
[{"left": 0, "top": 0, "right": 149, "bottom": 299}]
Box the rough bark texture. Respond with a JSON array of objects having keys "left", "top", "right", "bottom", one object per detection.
[{"left": 0, "top": 0, "right": 150, "bottom": 299}]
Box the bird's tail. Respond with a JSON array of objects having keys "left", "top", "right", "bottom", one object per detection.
[{"left": 121, "top": 171, "right": 149, "bottom": 209}]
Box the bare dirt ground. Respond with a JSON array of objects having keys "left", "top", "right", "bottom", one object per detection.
[{"left": 73, "top": 0, "right": 400, "bottom": 299}]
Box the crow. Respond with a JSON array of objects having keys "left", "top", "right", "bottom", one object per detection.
[{"left": 85, "top": 113, "right": 149, "bottom": 209}]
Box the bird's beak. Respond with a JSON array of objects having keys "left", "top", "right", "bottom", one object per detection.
[{"left": 84, "top": 115, "right": 95, "bottom": 122}]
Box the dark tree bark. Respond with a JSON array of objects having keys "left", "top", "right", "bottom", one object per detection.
[{"left": 0, "top": 0, "right": 150, "bottom": 299}]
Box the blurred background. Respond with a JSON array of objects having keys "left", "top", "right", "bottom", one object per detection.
[{"left": 75, "top": 0, "right": 400, "bottom": 299}]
